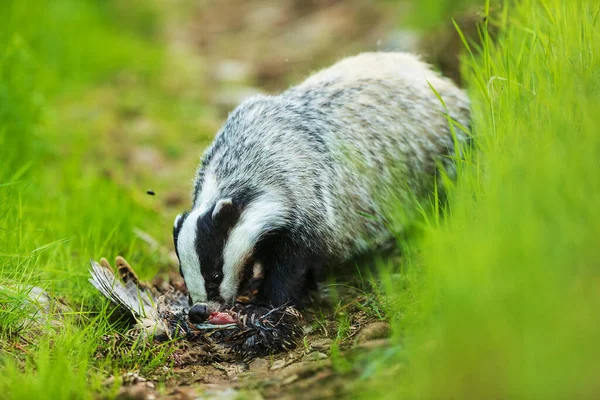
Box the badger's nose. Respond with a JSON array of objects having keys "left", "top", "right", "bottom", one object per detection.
[{"left": 188, "top": 303, "right": 211, "bottom": 324}]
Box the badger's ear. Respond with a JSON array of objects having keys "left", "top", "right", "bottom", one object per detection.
[
  {"left": 212, "top": 198, "right": 239, "bottom": 222},
  {"left": 173, "top": 213, "right": 184, "bottom": 229},
  {"left": 173, "top": 211, "right": 189, "bottom": 253}
]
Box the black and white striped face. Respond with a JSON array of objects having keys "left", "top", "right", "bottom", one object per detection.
[
  {"left": 173, "top": 199, "right": 241, "bottom": 308},
  {"left": 173, "top": 186, "right": 289, "bottom": 314}
]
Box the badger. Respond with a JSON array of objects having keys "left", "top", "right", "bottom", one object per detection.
[{"left": 173, "top": 52, "right": 470, "bottom": 323}]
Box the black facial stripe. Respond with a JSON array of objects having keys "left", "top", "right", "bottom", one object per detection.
[{"left": 205, "top": 284, "right": 221, "bottom": 300}]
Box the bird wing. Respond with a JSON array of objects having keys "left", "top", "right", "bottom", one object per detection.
[{"left": 88, "top": 259, "right": 158, "bottom": 320}]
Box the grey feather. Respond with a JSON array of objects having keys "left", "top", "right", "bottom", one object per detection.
[{"left": 88, "top": 259, "right": 158, "bottom": 320}]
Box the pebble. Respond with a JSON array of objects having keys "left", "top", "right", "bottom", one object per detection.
[
  {"left": 354, "top": 322, "right": 391, "bottom": 344},
  {"left": 310, "top": 338, "right": 333, "bottom": 352},
  {"left": 270, "top": 359, "right": 287, "bottom": 370},
  {"left": 248, "top": 358, "right": 269, "bottom": 372},
  {"left": 302, "top": 351, "right": 328, "bottom": 362}
]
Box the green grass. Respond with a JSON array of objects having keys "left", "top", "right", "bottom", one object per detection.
[
  {"left": 362, "top": 0, "right": 600, "bottom": 398},
  {"left": 0, "top": 0, "right": 183, "bottom": 397},
  {"left": 2, "top": 0, "right": 599, "bottom": 398}
]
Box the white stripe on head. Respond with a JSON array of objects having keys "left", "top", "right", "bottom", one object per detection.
[
  {"left": 194, "top": 172, "right": 219, "bottom": 212},
  {"left": 177, "top": 208, "right": 207, "bottom": 304},
  {"left": 219, "top": 192, "right": 289, "bottom": 303},
  {"left": 179, "top": 172, "right": 222, "bottom": 304},
  {"left": 179, "top": 172, "right": 221, "bottom": 304}
]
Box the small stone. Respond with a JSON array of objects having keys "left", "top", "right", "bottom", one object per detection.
[
  {"left": 248, "top": 358, "right": 269, "bottom": 372},
  {"left": 281, "top": 374, "right": 299, "bottom": 385},
  {"left": 270, "top": 359, "right": 286, "bottom": 370},
  {"left": 310, "top": 338, "right": 333, "bottom": 352},
  {"left": 355, "top": 322, "right": 391, "bottom": 344},
  {"left": 303, "top": 351, "right": 328, "bottom": 362}
]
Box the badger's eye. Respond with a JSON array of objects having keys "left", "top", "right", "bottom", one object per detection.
[{"left": 211, "top": 272, "right": 221, "bottom": 281}]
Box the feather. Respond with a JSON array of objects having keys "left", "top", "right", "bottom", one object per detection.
[{"left": 88, "top": 259, "right": 157, "bottom": 320}]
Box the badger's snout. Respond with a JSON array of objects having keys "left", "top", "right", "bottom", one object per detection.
[{"left": 188, "top": 303, "right": 212, "bottom": 323}]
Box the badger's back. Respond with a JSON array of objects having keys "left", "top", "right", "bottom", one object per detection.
[{"left": 195, "top": 52, "right": 470, "bottom": 262}]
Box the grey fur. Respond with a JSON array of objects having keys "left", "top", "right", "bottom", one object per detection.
[{"left": 180, "top": 52, "right": 470, "bottom": 303}]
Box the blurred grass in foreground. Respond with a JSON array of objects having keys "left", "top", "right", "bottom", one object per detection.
[{"left": 364, "top": 0, "right": 600, "bottom": 398}]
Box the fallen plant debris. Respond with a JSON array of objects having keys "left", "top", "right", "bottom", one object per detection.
[{"left": 88, "top": 256, "right": 304, "bottom": 360}]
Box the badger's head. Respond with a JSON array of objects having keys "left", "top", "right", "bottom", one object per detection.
[{"left": 173, "top": 193, "right": 286, "bottom": 324}]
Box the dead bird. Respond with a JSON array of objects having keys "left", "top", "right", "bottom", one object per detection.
[
  {"left": 89, "top": 257, "right": 302, "bottom": 358},
  {"left": 173, "top": 52, "right": 471, "bottom": 324}
]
